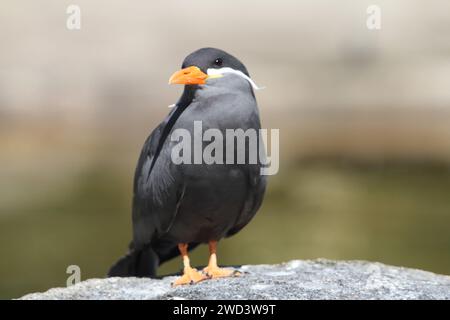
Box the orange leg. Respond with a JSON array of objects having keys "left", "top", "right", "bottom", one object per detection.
[
  {"left": 172, "top": 243, "right": 207, "bottom": 286},
  {"left": 202, "top": 241, "right": 239, "bottom": 279}
]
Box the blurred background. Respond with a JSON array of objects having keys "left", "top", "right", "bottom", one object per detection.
[{"left": 1, "top": 0, "right": 450, "bottom": 299}]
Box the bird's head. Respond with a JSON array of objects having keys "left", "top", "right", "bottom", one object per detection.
[{"left": 168, "top": 48, "right": 261, "bottom": 90}]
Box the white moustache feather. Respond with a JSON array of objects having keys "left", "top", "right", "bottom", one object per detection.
[{"left": 207, "top": 67, "right": 265, "bottom": 91}]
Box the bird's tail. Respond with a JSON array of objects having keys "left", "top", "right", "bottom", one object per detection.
[{"left": 107, "top": 244, "right": 159, "bottom": 278}]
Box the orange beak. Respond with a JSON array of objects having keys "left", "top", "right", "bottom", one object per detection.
[{"left": 168, "top": 66, "right": 208, "bottom": 85}]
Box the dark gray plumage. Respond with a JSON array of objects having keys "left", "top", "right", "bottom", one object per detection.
[{"left": 108, "top": 48, "right": 266, "bottom": 278}]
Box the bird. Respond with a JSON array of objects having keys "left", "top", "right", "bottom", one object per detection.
[{"left": 108, "top": 48, "right": 267, "bottom": 285}]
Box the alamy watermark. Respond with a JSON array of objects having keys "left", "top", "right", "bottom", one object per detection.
[
  {"left": 366, "top": 5, "right": 381, "bottom": 30},
  {"left": 66, "top": 5, "right": 81, "bottom": 30},
  {"left": 66, "top": 265, "right": 81, "bottom": 286},
  {"left": 170, "top": 121, "right": 279, "bottom": 175}
]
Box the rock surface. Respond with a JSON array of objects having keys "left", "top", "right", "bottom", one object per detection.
[{"left": 20, "top": 259, "right": 450, "bottom": 300}]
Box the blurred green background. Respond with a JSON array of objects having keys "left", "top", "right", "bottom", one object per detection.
[{"left": 1, "top": 0, "right": 450, "bottom": 299}]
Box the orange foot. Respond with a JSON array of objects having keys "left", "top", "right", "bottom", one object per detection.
[
  {"left": 202, "top": 265, "right": 240, "bottom": 279},
  {"left": 172, "top": 267, "right": 207, "bottom": 287}
]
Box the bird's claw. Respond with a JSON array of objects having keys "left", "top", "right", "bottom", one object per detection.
[{"left": 232, "top": 270, "right": 242, "bottom": 277}]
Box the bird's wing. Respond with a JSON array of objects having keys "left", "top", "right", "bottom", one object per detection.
[
  {"left": 226, "top": 164, "right": 267, "bottom": 238},
  {"left": 131, "top": 107, "right": 185, "bottom": 248}
]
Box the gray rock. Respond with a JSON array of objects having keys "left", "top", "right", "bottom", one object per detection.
[{"left": 20, "top": 259, "right": 450, "bottom": 300}]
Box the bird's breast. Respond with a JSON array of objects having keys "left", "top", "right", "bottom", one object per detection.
[{"left": 160, "top": 85, "right": 261, "bottom": 243}]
